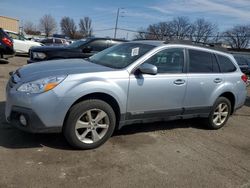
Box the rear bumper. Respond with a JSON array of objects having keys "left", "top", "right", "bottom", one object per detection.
[
  {"left": 234, "top": 89, "right": 248, "bottom": 113},
  {"left": 7, "top": 106, "right": 62, "bottom": 133}
]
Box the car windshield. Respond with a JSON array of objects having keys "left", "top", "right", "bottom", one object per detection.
[
  {"left": 88, "top": 43, "right": 155, "bottom": 69},
  {"left": 67, "top": 39, "right": 87, "bottom": 48}
]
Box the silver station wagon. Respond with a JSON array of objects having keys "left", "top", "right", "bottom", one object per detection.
[{"left": 5, "top": 41, "right": 248, "bottom": 149}]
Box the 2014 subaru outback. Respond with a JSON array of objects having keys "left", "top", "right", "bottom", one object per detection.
[{"left": 5, "top": 41, "right": 248, "bottom": 149}]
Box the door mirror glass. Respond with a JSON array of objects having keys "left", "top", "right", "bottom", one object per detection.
[{"left": 138, "top": 63, "right": 157, "bottom": 75}]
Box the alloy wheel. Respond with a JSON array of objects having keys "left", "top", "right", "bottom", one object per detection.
[
  {"left": 212, "top": 103, "right": 229, "bottom": 126},
  {"left": 75, "top": 109, "right": 109, "bottom": 144}
]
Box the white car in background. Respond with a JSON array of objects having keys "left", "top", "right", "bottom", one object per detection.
[{"left": 5, "top": 30, "right": 43, "bottom": 54}]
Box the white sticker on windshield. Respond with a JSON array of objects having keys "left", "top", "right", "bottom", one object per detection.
[{"left": 131, "top": 47, "right": 139, "bottom": 56}]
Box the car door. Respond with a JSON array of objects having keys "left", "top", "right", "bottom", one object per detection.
[
  {"left": 183, "top": 49, "right": 222, "bottom": 114},
  {"left": 127, "top": 48, "right": 187, "bottom": 120},
  {"left": 19, "top": 35, "right": 31, "bottom": 53}
]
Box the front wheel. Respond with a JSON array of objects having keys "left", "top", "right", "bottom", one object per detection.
[
  {"left": 63, "top": 99, "right": 116, "bottom": 149},
  {"left": 206, "top": 97, "right": 231, "bottom": 129}
]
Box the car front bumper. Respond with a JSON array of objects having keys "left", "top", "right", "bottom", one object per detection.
[
  {"left": 5, "top": 81, "right": 71, "bottom": 133},
  {"left": 7, "top": 106, "right": 62, "bottom": 133}
]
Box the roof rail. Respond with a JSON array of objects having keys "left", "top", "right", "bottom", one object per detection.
[{"left": 164, "top": 39, "right": 227, "bottom": 52}]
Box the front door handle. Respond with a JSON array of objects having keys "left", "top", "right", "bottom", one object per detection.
[
  {"left": 174, "top": 79, "right": 185, "bottom": 85},
  {"left": 214, "top": 78, "right": 222, "bottom": 83}
]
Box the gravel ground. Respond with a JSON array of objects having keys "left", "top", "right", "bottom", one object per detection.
[{"left": 0, "top": 56, "right": 250, "bottom": 188}]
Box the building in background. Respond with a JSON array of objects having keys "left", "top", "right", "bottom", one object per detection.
[{"left": 0, "top": 16, "right": 19, "bottom": 33}]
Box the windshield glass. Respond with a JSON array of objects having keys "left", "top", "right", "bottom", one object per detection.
[
  {"left": 67, "top": 39, "right": 87, "bottom": 48},
  {"left": 89, "top": 43, "right": 155, "bottom": 69}
]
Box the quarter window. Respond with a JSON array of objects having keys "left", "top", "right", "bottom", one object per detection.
[
  {"left": 217, "top": 55, "right": 236, "bottom": 72},
  {"left": 143, "top": 48, "right": 184, "bottom": 73}
]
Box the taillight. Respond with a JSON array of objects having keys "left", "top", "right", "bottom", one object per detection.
[
  {"left": 241, "top": 74, "right": 248, "bottom": 83},
  {"left": 2, "top": 37, "right": 13, "bottom": 47}
]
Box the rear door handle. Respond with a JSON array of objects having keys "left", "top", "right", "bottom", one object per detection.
[
  {"left": 174, "top": 79, "right": 185, "bottom": 85},
  {"left": 214, "top": 78, "right": 222, "bottom": 83}
]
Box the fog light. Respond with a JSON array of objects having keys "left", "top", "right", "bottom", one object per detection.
[{"left": 19, "top": 115, "right": 27, "bottom": 126}]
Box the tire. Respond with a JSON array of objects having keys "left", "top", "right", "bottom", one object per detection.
[
  {"left": 63, "top": 99, "right": 116, "bottom": 149},
  {"left": 206, "top": 97, "right": 231, "bottom": 129}
]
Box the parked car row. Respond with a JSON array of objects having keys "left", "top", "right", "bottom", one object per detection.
[
  {"left": 1, "top": 29, "right": 128, "bottom": 61},
  {"left": 2, "top": 27, "right": 250, "bottom": 78},
  {"left": 5, "top": 30, "right": 43, "bottom": 54},
  {"left": 27, "top": 38, "right": 127, "bottom": 63}
]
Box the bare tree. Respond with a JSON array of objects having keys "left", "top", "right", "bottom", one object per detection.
[
  {"left": 60, "top": 17, "right": 77, "bottom": 39},
  {"left": 134, "top": 17, "right": 222, "bottom": 44},
  {"left": 223, "top": 25, "right": 250, "bottom": 49},
  {"left": 147, "top": 22, "right": 173, "bottom": 40},
  {"left": 39, "top": 14, "right": 57, "bottom": 37},
  {"left": 135, "top": 22, "right": 173, "bottom": 40},
  {"left": 213, "top": 32, "right": 222, "bottom": 43},
  {"left": 134, "top": 27, "right": 147, "bottom": 39},
  {"left": 191, "top": 18, "right": 217, "bottom": 43},
  {"left": 23, "top": 21, "right": 36, "bottom": 35},
  {"left": 79, "top": 17, "right": 93, "bottom": 38},
  {"left": 170, "top": 17, "right": 192, "bottom": 40}
]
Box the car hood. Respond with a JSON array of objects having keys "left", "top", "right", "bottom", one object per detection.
[{"left": 18, "top": 59, "right": 114, "bottom": 82}]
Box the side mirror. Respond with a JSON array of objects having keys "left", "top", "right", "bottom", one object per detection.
[
  {"left": 82, "top": 46, "right": 92, "bottom": 53},
  {"left": 138, "top": 63, "right": 157, "bottom": 75}
]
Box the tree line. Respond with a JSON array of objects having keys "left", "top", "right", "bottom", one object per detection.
[
  {"left": 23, "top": 14, "right": 250, "bottom": 49},
  {"left": 23, "top": 14, "right": 93, "bottom": 39},
  {"left": 135, "top": 17, "right": 250, "bottom": 49}
]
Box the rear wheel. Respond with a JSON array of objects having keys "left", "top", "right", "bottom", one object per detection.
[
  {"left": 63, "top": 99, "right": 116, "bottom": 149},
  {"left": 206, "top": 97, "right": 231, "bottom": 129}
]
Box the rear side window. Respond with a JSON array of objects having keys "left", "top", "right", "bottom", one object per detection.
[
  {"left": 189, "top": 49, "right": 219, "bottom": 73},
  {"left": 88, "top": 40, "right": 108, "bottom": 51},
  {"left": 55, "top": 39, "right": 62, "bottom": 44},
  {"left": 217, "top": 55, "right": 236, "bottom": 73},
  {"left": 42, "top": 39, "right": 53, "bottom": 43}
]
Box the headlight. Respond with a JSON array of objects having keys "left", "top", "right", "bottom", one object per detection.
[
  {"left": 33, "top": 52, "right": 46, "bottom": 59},
  {"left": 17, "top": 75, "right": 67, "bottom": 94}
]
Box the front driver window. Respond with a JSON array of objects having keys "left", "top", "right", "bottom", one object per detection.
[
  {"left": 8, "top": 32, "right": 19, "bottom": 40},
  {"left": 143, "top": 48, "right": 185, "bottom": 73},
  {"left": 18, "top": 34, "right": 26, "bottom": 41}
]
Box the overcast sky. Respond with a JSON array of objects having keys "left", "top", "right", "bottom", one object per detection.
[{"left": 0, "top": 0, "right": 250, "bottom": 39}]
